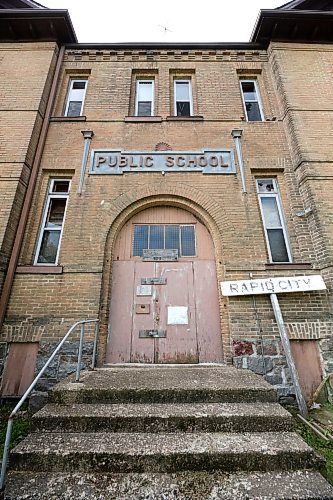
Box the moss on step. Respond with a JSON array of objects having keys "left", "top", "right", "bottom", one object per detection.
[{"left": 0, "top": 403, "right": 32, "bottom": 456}]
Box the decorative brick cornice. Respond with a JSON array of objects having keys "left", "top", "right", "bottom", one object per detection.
[{"left": 64, "top": 50, "right": 268, "bottom": 63}]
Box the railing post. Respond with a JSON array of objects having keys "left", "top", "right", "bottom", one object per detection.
[
  {"left": 91, "top": 321, "right": 99, "bottom": 370},
  {"left": 0, "top": 318, "right": 98, "bottom": 490},
  {"left": 0, "top": 419, "right": 13, "bottom": 491},
  {"left": 76, "top": 323, "right": 85, "bottom": 382}
]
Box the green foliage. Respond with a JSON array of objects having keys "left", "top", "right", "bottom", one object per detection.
[
  {"left": 0, "top": 403, "right": 32, "bottom": 456},
  {"left": 293, "top": 409, "right": 333, "bottom": 485}
]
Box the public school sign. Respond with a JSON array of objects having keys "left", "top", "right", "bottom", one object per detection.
[{"left": 90, "top": 149, "right": 236, "bottom": 175}]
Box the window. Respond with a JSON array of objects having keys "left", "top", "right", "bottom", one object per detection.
[
  {"left": 174, "top": 80, "right": 193, "bottom": 117},
  {"left": 64, "top": 80, "right": 87, "bottom": 117},
  {"left": 240, "top": 80, "right": 264, "bottom": 122},
  {"left": 34, "top": 179, "right": 71, "bottom": 265},
  {"left": 133, "top": 224, "right": 196, "bottom": 257},
  {"left": 135, "top": 80, "right": 154, "bottom": 116},
  {"left": 256, "top": 179, "right": 292, "bottom": 263}
]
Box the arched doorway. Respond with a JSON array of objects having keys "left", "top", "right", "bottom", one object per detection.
[{"left": 106, "top": 206, "right": 223, "bottom": 364}]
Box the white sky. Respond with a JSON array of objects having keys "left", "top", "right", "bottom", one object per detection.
[{"left": 40, "top": 0, "right": 285, "bottom": 44}]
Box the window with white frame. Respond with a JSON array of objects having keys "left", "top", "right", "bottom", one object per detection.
[
  {"left": 34, "top": 179, "right": 71, "bottom": 265},
  {"left": 174, "top": 80, "right": 193, "bottom": 117},
  {"left": 135, "top": 80, "right": 154, "bottom": 116},
  {"left": 256, "top": 178, "right": 292, "bottom": 263},
  {"left": 240, "top": 80, "right": 264, "bottom": 122},
  {"left": 64, "top": 79, "right": 87, "bottom": 117}
]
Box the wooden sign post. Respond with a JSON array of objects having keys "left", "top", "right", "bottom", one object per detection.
[{"left": 221, "top": 275, "right": 327, "bottom": 418}]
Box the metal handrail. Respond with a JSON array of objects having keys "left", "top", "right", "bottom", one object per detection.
[{"left": 0, "top": 318, "right": 99, "bottom": 491}]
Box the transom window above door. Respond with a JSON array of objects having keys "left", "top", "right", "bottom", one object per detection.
[{"left": 133, "top": 224, "right": 196, "bottom": 257}]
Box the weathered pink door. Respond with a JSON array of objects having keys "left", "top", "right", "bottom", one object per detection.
[{"left": 106, "top": 207, "right": 223, "bottom": 364}]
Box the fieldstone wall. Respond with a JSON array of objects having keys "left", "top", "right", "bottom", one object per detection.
[
  {"left": 232, "top": 339, "right": 295, "bottom": 402},
  {"left": 320, "top": 337, "right": 333, "bottom": 375},
  {"left": 0, "top": 342, "right": 7, "bottom": 386},
  {"left": 35, "top": 340, "right": 94, "bottom": 392}
]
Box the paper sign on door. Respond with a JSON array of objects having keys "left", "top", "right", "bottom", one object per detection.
[{"left": 167, "top": 306, "right": 188, "bottom": 325}]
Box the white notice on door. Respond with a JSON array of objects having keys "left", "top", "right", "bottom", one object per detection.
[
  {"left": 136, "top": 285, "right": 152, "bottom": 296},
  {"left": 167, "top": 306, "right": 188, "bottom": 325}
]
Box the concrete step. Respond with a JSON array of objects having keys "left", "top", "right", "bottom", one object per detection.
[
  {"left": 10, "top": 431, "right": 322, "bottom": 473},
  {"left": 33, "top": 401, "right": 293, "bottom": 433},
  {"left": 6, "top": 470, "right": 333, "bottom": 499},
  {"left": 49, "top": 366, "right": 277, "bottom": 404}
]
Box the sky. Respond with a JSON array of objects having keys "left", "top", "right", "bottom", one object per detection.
[{"left": 39, "top": 0, "right": 285, "bottom": 44}]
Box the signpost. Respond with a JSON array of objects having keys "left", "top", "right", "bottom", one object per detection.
[{"left": 220, "top": 275, "right": 327, "bottom": 418}]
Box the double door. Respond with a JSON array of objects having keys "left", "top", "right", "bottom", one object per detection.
[{"left": 106, "top": 207, "right": 223, "bottom": 364}]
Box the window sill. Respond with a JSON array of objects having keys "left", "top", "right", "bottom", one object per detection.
[
  {"left": 166, "top": 116, "right": 204, "bottom": 121},
  {"left": 16, "top": 265, "right": 63, "bottom": 274},
  {"left": 50, "top": 116, "right": 87, "bottom": 122},
  {"left": 124, "top": 116, "right": 163, "bottom": 123},
  {"left": 265, "top": 263, "right": 312, "bottom": 271}
]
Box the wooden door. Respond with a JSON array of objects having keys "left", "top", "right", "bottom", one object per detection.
[{"left": 106, "top": 207, "right": 223, "bottom": 364}]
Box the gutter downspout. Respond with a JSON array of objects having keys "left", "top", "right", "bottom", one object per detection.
[
  {"left": 231, "top": 129, "right": 247, "bottom": 193},
  {"left": 0, "top": 45, "right": 66, "bottom": 330}
]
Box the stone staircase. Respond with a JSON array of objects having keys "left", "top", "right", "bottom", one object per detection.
[{"left": 5, "top": 365, "right": 333, "bottom": 499}]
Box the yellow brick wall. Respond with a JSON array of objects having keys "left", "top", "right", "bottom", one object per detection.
[
  {"left": 2, "top": 46, "right": 332, "bottom": 367},
  {"left": 0, "top": 42, "right": 58, "bottom": 291},
  {"left": 269, "top": 43, "right": 333, "bottom": 288}
]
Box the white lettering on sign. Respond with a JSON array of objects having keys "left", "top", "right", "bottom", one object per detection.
[
  {"left": 220, "top": 275, "right": 326, "bottom": 297},
  {"left": 90, "top": 149, "right": 236, "bottom": 175}
]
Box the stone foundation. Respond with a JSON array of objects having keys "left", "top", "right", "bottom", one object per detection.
[
  {"left": 0, "top": 341, "right": 7, "bottom": 384},
  {"left": 320, "top": 337, "right": 333, "bottom": 374},
  {"left": 232, "top": 339, "right": 295, "bottom": 401},
  {"left": 35, "top": 341, "right": 94, "bottom": 392}
]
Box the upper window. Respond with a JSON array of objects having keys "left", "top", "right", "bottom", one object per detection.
[
  {"left": 34, "top": 179, "right": 71, "bottom": 265},
  {"left": 174, "top": 80, "right": 193, "bottom": 117},
  {"left": 133, "top": 224, "right": 196, "bottom": 257},
  {"left": 135, "top": 80, "right": 154, "bottom": 116},
  {"left": 64, "top": 80, "right": 87, "bottom": 117},
  {"left": 256, "top": 178, "right": 292, "bottom": 263},
  {"left": 240, "top": 80, "right": 264, "bottom": 122}
]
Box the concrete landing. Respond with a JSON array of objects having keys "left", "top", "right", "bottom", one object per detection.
[{"left": 49, "top": 365, "right": 277, "bottom": 404}]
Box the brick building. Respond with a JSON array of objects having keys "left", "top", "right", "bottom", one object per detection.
[{"left": 0, "top": 0, "right": 333, "bottom": 402}]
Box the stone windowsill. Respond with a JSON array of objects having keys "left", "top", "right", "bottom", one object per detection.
[
  {"left": 124, "top": 116, "right": 163, "bottom": 123},
  {"left": 166, "top": 116, "right": 204, "bottom": 121},
  {"left": 16, "top": 266, "right": 63, "bottom": 274},
  {"left": 50, "top": 116, "right": 87, "bottom": 122},
  {"left": 265, "top": 263, "right": 312, "bottom": 270}
]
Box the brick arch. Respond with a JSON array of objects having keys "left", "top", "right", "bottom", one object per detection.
[{"left": 97, "top": 182, "right": 231, "bottom": 364}]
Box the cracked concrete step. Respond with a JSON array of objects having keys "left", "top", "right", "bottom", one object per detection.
[
  {"left": 6, "top": 470, "right": 333, "bottom": 499},
  {"left": 10, "top": 431, "right": 322, "bottom": 473},
  {"left": 33, "top": 402, "right": 293, "bottom": 433},
  {"left": 49, "top": 366, "right": 277, "bottom": 404}
]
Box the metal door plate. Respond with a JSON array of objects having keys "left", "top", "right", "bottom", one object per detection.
[
  {"left": 135, "top": 304, "right": 150, "bottom": 314},
  {"left": 139, "top": 330, "right": 167, "bottom": 338},
  {"left": 143, "top": 249, "right": 178, "bottom": 261},
  {"left": 141, "top": 277, "right": 167, "bottom": 285}
]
